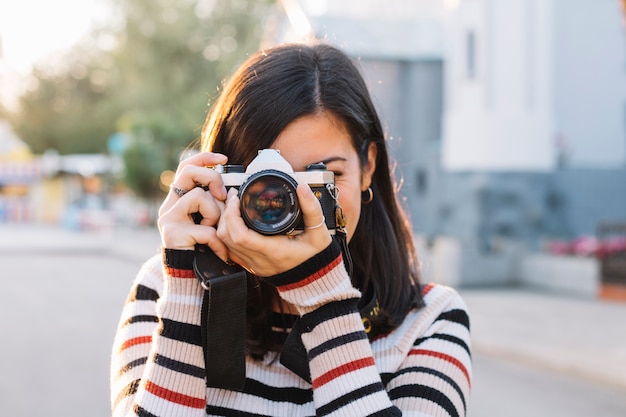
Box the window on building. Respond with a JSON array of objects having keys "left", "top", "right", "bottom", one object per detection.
[
  {"left": 416, "top": 170, "right": 428, "bottom": 195},
  {"left": 466, "top": 30, "right": 476, "bottom": 79}
]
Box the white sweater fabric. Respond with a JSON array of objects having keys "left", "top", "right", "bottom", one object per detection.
[{"left": 110, "top": 241, "right": 472, "bottom": 417}]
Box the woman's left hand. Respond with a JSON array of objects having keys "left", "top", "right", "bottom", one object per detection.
[{"left": 216, "top": 183, "right": 333, "bottom": 276}]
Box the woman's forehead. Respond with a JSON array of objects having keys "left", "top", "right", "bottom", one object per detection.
[{"left": 270, "top": 114, "right": 355, "bottom": 169}]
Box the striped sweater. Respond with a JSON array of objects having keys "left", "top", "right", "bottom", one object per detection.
[{"left": 110, "top": 241, "right": 472, "bottom": 416}]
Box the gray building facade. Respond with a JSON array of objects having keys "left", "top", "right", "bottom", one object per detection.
[{"left": 269, "top": 0, "right": 626, "bottom": 256}]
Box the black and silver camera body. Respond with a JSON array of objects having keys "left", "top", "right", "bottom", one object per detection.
[{"left": 217, "top": 149, "right": 337, "bottom": 236}]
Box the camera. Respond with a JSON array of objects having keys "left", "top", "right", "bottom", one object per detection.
[{"left": 216, "top": 149, "right": 337, "bottom": 236}]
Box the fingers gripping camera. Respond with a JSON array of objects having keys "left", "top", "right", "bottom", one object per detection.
[{"left": 216, "top": 149, "right": 338, "bottom": 235}]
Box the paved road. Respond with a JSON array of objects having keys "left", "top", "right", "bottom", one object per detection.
[
  {"left": 470, "top": 353, "right": 625, "bottom": 417},
  {"left": 1, "top": 224, "right": 625, "bottom": 417},
  {"left": 461, "top": 287, "right": 626, "bottom": 392},
  {"left": 0, "top": 225, "right": 161, "bottom": 417},
  {"left": 462, "top": 286, "right": 626, "bottom": 416}
]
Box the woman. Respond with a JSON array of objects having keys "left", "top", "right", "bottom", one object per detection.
[{"left": 110, "top": 42, "right": 471, "bottom": 417}]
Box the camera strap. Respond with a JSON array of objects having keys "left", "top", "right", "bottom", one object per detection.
[
  {"left": 191, "top": 214, "right": 371, "bottom": 387},
  {"left": 193, "top": 244, "right": 247, "bottom": 391}
]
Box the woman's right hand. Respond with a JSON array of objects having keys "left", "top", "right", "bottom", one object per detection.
[{"left": 157, "top": 152, "right": 230, "bottom": 261}]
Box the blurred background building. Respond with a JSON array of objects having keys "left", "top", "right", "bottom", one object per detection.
[
  {"left": 0, "top": 122, "right": 144, "bottom": 229},
  {"left": 1, "top": 0, "right": 625, "bottom": 297},
  {"left": 0, "top": 120, "right": 43, "bottom": 221},
  {"left": 270, "top": 0, "right": 626, "bottom": 295}
]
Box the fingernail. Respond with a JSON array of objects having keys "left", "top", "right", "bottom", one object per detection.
[{"left": 225, "top": 193, "right": 236, "bottom": 206}]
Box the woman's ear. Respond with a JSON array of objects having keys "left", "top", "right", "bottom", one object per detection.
[{"left": 361, "top": 142, "right": 378, "bottom": 191}]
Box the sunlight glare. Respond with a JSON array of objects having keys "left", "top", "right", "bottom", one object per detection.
[
  {"left": 279, "top": 0, "right": 312, "bottom": 37},
  {"left": 0, "top": 0, "right": 107, "bottom": 108},
  {"left": 443, "top": 0, "right": 460, "bottom": 12},
  {"left": 0, "top": 0, "right": 103, "bottom": 74}
]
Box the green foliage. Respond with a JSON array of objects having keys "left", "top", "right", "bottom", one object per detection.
[
  {"left": 122, "top": 121, "right": 170, "bottom": 200},
  {"left": 123, "top": 112, "right": 197, "bottom": 200},
  {"left": 5, "top": 0, "right": 274, "bottom": 199},
  {"left": 12, "top": 61, "right": 119, "bottom": 153}
]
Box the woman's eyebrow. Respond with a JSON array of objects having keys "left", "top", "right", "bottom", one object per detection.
[
  {"left": 318, "top": 156, "right": 347, "bottom": 165},
  {"left": 304, "top": 156, "right": 347, "bottom": 171}
]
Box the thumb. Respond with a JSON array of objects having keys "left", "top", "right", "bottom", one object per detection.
[{"left": 297, "top": 183, "right": 326, "bottom": 231}]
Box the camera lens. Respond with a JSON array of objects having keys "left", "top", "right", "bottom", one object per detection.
[{"left": 239, "top": 170, "right": 300, "bottom": 235}]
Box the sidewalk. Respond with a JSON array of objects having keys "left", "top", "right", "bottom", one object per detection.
[
  {"left": 0, "top": 222, "right": 162, "bottom": 263},
  {"left": 460, "top": 287, "right": 626, "bottom": 391},
  {"left": 2, "top": 223, "right": 625, "bottom": 391}
]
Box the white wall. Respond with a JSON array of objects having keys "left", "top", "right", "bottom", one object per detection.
[
  {"left": 416, "top": 235, "right": 519, "bottom": 288},
  {"left": 518, "top": 254, "right": 600, "bottom": 298},
  {"left": 552, "top": 0, "right": 626, "bottom": 168},
  {"left": 417, "top": 234, "right": 600, "bottom": 298},
  {"left": 442, "top": 0, "right": 555, "bottom": 171},
  {"left": 441, "top": 0, "right": 626, "bottom": 171}
]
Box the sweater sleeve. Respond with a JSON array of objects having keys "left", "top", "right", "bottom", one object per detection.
[
  {"left": 265, "top": 240, "right": 402, "bottom": 416},
  {"left": 110, "top": 249, "right": 207, "bottom": 417},
  {"left": 384, "top": 285, "right": 473, "bottom": 417},
  {"left": 266, "top": 243, "right": 472, "bottom": 417}
]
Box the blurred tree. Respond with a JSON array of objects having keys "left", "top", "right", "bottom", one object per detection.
[
  {"left": 122, "top": 118, "right": 174, "bottom": 200},
  {"left": 10, "top": 53, "right": 120, "bottom": 153},
  {"left": 6, "top": 0, "right": 274, "bottom": 199}
]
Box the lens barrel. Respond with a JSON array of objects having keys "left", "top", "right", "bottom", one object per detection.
[{"left": 238, "top": 170, "right": 301, "bottom": 235}]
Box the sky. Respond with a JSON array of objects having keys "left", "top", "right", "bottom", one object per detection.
[{"left": 0, "top": 0, "right": 109, "bottom": 107}]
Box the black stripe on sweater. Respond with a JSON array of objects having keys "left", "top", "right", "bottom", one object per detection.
[
  {"left": 160, "top": 318, "right": 202, "bottom": 346},
  {"left": 205, "top": 405, "right": 275, "bottom": 417},
  {"left": 365, "top": 407, "right": 403, "bottom": 417},
  {"left": 116, "top": 357, "right": 147, "bottom": 378},
  {"left": 388, "top": 384, "right": 460, "bottom": 417},
  {"left": 153, "top": 353, "right": 205, "bottom": 379},
  {"left": 129, "top": 284, "right": 159, "bottom": 302},
  {"left": 437, "top": 309, "right": 470, "bottom": 330},
  {"left": 384, "top": 366, "right": 466, "bottom": 411},
  {"left": 316, "top": 382, "right": 386, "bottom": 416},
  {"left": 162, "top": 248, "right": 195, "bottom": 269},
  {"left": 135, "top": 405, "right": 159, "bottom": 417},
  {"left": 298, "top": 298, "right": 360, "bottom": 334},
  {"left": 122, "top": 314, "right": 159, "bottom": 327},
  {"left": 265, "top": 240, "right": 341, "bottom": 287},
  {"left": 243, "top": 378, "right": 312, "bottom": 404},
  {"left": 113, "top": 379, "right": 140, "bottom": 409},
  {"left": 414, "top": 333, "right": 471, "bottom": 357},
  {"left": 308, "top": 330, "right": 367, "bottom": 361}
]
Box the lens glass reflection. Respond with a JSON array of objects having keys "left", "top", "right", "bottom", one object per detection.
[
  {"left": 244, "top": 181, "right": 289, "bottom": 223},
  {"left": 240, "top": 172, "right": 299, "bottom": 234}
]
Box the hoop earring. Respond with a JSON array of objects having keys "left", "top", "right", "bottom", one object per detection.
[{"left": 361, "top": 187, "right": 373, "bottom": 204}]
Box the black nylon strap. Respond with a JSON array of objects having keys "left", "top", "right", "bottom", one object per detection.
[
  {"left": 194, "top": 244, "right": 247, "bottom": 391},
  {"left": 280, "top": 320, "right": 312, "bottom": 382},
  {"left": 335, "top": 229, "right": 352, "bottom": 278}
]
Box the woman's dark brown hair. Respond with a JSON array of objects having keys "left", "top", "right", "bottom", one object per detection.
[{"left": 200, "top": 41, "right": 423, "bottom": 358}]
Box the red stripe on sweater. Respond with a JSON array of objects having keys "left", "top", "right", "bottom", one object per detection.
[
  {"left": 145, "top": 381, "right": 205, "bottom": 409},
  {"left": 312, "top": 357, "right": 376, "bottom": 389},
  {"left": 409, "top": 349, "right": 471, "bottom": 386},
  {"left": 119, "top": 336, "right": 152, "bottom": 351},
  {"left": 422, "top": 283, "right": 435, "bottom": 296},
  {"left": 277, "top": 254, "right": 343, "bottom": 292},
  {"left": 165, "top": 267, "right": 196, "bottom": 279}
]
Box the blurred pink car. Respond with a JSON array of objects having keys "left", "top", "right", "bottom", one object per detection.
[{"left": 547, "top": 236, "right": 626, "bottom": 258}]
